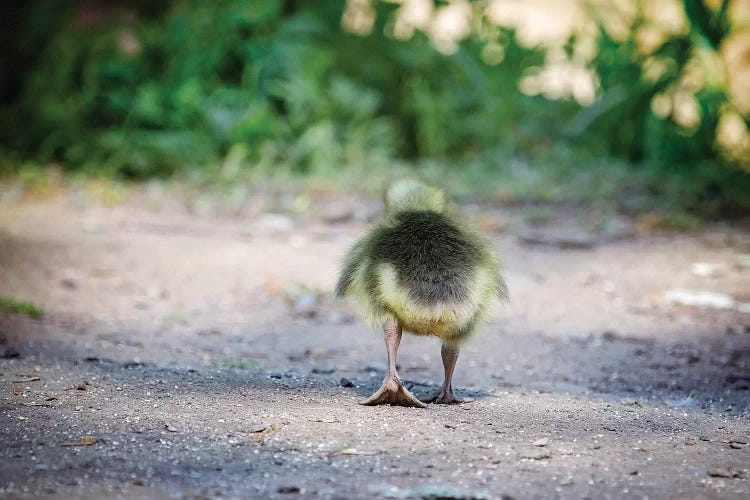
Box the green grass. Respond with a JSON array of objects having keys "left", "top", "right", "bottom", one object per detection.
[
  {"left": 213, "top": 359, "right": 263, "bottom": 370},
  {"left": 0, "top": 296, "right": 44, "bottom": 319}
]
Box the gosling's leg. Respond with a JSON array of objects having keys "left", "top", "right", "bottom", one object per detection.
[
  {"left": 425, "top": 343, "right": 464, "bottom": 404},
  {"left": 362, "top": 317, "right": 426, "bottom": 408}
]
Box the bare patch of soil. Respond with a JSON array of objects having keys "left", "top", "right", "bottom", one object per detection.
[{"left": 1, "top": 189, "right": 749, "bottom": 499}]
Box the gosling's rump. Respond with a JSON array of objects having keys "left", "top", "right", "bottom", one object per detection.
[{"left": 369, "top": 210, "right": 481, "bottom": 305}]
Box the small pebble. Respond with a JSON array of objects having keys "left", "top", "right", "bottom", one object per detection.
[
  {"left": 708, "top": 467, "right": 738, "bottom": 478},
  {"left": 339, "top": 377, "right": 354, "bottom": 388},
  {"left": 2, "top": 347, "right": 20, "bottom": 359},
  {"left": 293, "top": 293, "right": 318, "bottom": 318},
  {"left": 520, "top": 450, "right": 551, "bottom": 460},
  {"left": 277, "top": 485, "right": 301, "bottom": 494},
  {"left": 61, "top": 278, "right": 77, "bottom": 289}
]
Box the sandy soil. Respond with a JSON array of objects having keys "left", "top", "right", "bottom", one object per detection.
[{"left": 1, "top": 186, "right": 749, "bottom": 499}]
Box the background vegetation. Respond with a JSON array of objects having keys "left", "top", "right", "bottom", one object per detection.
[{"left": 1, "top": 0, "right": 749, "bottom": 217}]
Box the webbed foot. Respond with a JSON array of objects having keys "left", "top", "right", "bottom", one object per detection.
[
  {"left": 362, "top": 377, "right": 427, "bottom": 408},
  {"left": 423, "top": 389, "right": 469, "bottom": 405}
]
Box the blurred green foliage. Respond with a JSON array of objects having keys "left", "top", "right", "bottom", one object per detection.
[
  {"left": 572, "top": 1, "right": 732, "bottom": 164},
  {"left": 1, "top": 0, "right": 548, "bottom": 177},
  {"left": 0, "top": 0, "right": 749, "bottom": 215}
]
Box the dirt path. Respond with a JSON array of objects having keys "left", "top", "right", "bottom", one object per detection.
[{"left": 1, "top": 187, "right": 749, "bottom": 499}]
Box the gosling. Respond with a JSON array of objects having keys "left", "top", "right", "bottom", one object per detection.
[{"left": 336, "top": 179, "right": 508, "bottom": 407}]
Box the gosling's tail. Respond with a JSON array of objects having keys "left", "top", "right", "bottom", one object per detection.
[{"left": 384, "top": 179, "right": 445, "bottom": 214}]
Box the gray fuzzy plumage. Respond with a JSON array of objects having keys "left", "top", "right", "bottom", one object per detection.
[{"left": 336, "top": 180, "right": 507, "bottom": 343}]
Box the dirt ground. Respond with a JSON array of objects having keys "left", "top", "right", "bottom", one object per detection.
[{"left": 1, "top": 185, "right": 749, "bottom": 499}]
